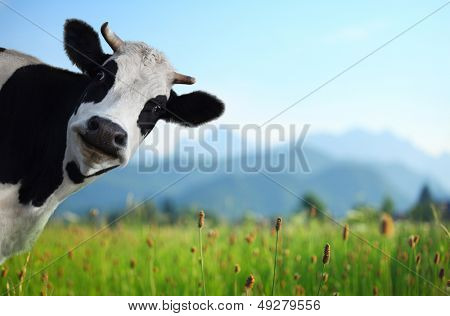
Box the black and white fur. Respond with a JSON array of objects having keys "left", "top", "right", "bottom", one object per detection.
[{"left": 0, "top": 19, "right": 224, "bottom": 263}]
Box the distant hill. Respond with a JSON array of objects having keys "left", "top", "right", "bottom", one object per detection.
[
  {"left": 307, "top": 129, "right": 450, "bottom": 191},
  {"left": 57, "top": 131, "right": 449, "bottom": 218}
]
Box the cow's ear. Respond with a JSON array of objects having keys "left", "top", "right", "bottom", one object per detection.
[
  {"left": 162, "top": 90, "right": 225, "bottom": 126},
  {"left": 64, "top": 19, "right": 111, "bottom": 77}
]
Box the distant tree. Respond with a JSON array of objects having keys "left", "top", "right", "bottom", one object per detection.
[
  {"left": 106, "top": 211, "right": 123, "bottom": 228},
  {"left": 300, "top": 192, "right": 327, "bottom": 218},
  {"left": 439, "top": 202, "right": 450, "bottom": 221},
  {"left": 418, "top": 185, "right": 433, "bottom": 203},
  {"left": 380, "top": 196, "right": 395, "bottom": 215},
  {"left": 409, "top": 185, "right": 434, "bottom": 221},
  {"left": 162, "top": 199, "right": 178, "bottom": 224},
  {"left": 140, "top": 202, "right": 159, "bottom": 222}
]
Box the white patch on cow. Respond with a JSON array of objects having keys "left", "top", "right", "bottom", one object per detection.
[
  {"left": 0, "top": 49, "right": 41, "bottom": 89},
  {"left": 0, "top": 171, "right": 88, "bottom": 264},
  {"left": 67, "top": 42, "right": 175, "bottom": 176},
  {"left": 0, "top": 183, "right": 55, "bottom": 263}
]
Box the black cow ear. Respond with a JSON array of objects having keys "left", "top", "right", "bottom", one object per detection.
[
  {"left": 64, "top": 19, "right": 111, "bottom": 77},
  {"left": 162, "top": 90, "right": 225, "bottom": 127}
]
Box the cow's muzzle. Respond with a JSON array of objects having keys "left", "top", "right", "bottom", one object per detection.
[{"left": 77, "top": 116, "right": 127, "bottom": 160}]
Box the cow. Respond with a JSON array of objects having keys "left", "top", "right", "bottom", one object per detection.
[{"left": 0, "top": 19, "right": 224, "bottom": 264}]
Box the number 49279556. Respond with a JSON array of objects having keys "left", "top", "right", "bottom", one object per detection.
[{"left": 257, "top": 299, "right": 320, "bottom": 311}]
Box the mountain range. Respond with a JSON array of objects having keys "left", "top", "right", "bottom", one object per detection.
[
  {"left": 56, "top": 129, "right": 450, "bottom": 218},
  {"left": 308, "top": 129, "right": 450, "bottom": 192}
]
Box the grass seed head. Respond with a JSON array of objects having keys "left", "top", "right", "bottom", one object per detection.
[
  {"left": 130, "top": 258, "right": 136, "bottom": 269},
  {"left": 323, "top": 243, "right": 331, "bottom": 264},
  {"left": 229, "top": 233, "right": 237, "bottom": 245},
  {"left": 408, "top": 235, "right": 419, "bottom": 248},
  {"left": 17, "top": 269, "right": 25, "bottom": 281},
  {"left": 439, "top": 268, "right": 445, "bottom": 280},
  {"left": 234, "top": 264, "right": 241, "bottom": 274},
  {"left": 245, "top": 233, "right": 255, "bottom": 244},
  {"left": 275, "top": 217, "right": 282, "bottom": 232},
  {"left": 146, "top": 238, "right": 154, "bottom": 248},
  {"left": 373, "top": 286, "right": 379, "bottom": 296},
  {"left": 434, "top": 252, "right": 440, "bottom": 265},
  {"left": 1, "top": 266, "right": 8, "bottom": 278},
  {"left": 343, "top": 224, "right": 349, "bottom": 241},
  {"left": 380, "top": 214, "right": 394, "bottom": 236},
  {"left": 207, "top": 229, "right": 218, "bottom": 239},
  {"left": 41, "top": 272, "right": 49, "bottom": 283},
  {"left": 295, "top": 285, "right": 305, "bottom": 295},
  {"left": 310, "top": 206, "right": 317, "bottom": 218},
  {"left": 415, "top": 253, "right": 421, "bottom": 265},
  {"left": 198, "top": 210, "right": 205, "bottom": 229},
  {"left": 89, "top": 208, "right": 98, "bottom": 218},
  {"left": 245, "top": 274, "right": 255, "bottom": 290}
]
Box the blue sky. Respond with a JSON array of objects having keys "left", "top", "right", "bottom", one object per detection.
[{"left": 1, "top": 0, "right": 449, "bottom": 156}]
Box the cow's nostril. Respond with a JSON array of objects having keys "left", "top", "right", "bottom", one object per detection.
[
  {"left": 82, "top": 116, "right": 127, "bottom": 157},
  {"left": 87, "top": 117, "right": 99, "bottom": 131},
  {"left": 114, "top": 134, "right": 127, "bottom": 147}
]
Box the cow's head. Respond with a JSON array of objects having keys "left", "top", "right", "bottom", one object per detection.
[{"left": 63, "top": 19, "right": 224, "bottom": 177}]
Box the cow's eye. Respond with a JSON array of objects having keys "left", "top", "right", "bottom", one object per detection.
[
  {"left": 95, "top": 71, "right": 105, "bottom": 81},
  {"left": 152, "top": 105, "right": 165, "bottom": 116}
]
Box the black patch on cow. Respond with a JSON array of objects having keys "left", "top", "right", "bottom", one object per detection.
[
  {"left": 161, "top": 90, "right": 225, "bottom": 126},
  {"left": 64, "top": 19, "right": 111, "bottom": 77},
  {"left": 137, "top": 95, "right": 167, "bottom": 136},
  {"left": 0, "top": 47, "right": 5, "bottom": 52},
  {"left": 0, "top": 64, "right": 90, "bottom": 206},
  {"left": 81, "top": 60, "right": 118, "bottom": 104},
  {"left": 66, "top": 161, "right": 85, "bottom": 184}
]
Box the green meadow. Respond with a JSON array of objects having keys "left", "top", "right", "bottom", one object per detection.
[{"left": 1, "top": 212, "right": 448, "bottom": 296}]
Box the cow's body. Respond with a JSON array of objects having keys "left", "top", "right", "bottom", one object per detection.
[
  {"left": 0, "top": 48, "right": 40, "bottom": 87},
  {"left": 0, "top": 49, "right": 94, "bottom": 263},
  {"left": 0, "top": 20, "right": 224, "bottom": 264}
]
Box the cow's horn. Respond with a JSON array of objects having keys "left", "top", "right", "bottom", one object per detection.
[
  {"left": 173, "top": 72, "right": 196, "bottom": 85},
  {"left": 101, "top": 22, "right": 124, "bottom": 52}
]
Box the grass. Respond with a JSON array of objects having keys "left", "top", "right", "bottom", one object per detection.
[
  {"left": 316, "top": 243, "right": 330, "bottom": 295},
  {"left": 0, "top": 217, "right": 448, "bottom": 296},
  {"left": 198, "top": 211, "right": 206, "bottom": 295},
  {"left": 271, "top": 217, "right": 282, "bottom": 295}
]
